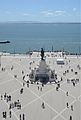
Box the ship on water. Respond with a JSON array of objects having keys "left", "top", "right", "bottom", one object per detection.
[{"left": 0, "top": 40, "right": 10, "bottom": 44}]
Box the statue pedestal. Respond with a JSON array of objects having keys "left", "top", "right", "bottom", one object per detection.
[
  {"left": 38, "top": 60, "right": 48, "bottom": 73},
  {"left": 35, "top": 60, "right": 50, "bottom": 84},
  {"left": 29, "top": 50, "right": 57, "bottom": 84}
]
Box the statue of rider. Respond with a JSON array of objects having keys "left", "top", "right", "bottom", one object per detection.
[{"left": 41, "top": 48, "right": 44, "bottom": 60}]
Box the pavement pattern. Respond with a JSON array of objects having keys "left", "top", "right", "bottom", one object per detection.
[{"left": 0, "top": 52, "right": 81, "bottom": 120}]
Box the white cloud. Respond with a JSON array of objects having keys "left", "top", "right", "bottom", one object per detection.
[
  {"left": 40, "top": 10, "right": 66, "bottom": 17},
  {"left": 23, "top": 13, "right": 30, "bottom": 16},
  {"left": 54, "top": 10, "right": 66, "bottom": 16},
  {"left": 40, "top": 10, "right": 54, "bottom": 16},
  {"left": 73, "top": 8, "right": 77, "bottom": 11}
]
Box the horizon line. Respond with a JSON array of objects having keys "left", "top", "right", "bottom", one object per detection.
[{"left": 0, "top": 21, "right": 81, "bottom": 24}]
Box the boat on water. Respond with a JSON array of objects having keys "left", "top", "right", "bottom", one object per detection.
[{"left": 0, "top": 40, "right": 10, "bottom": 44}]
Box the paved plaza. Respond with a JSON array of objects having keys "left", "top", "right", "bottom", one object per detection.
[{"left": 0, "top": 52, "right": 81, "bottom": 120}]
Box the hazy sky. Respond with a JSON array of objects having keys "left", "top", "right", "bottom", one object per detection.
[{"left": 0, "top": 0, "right": 80, "bottom": 22}]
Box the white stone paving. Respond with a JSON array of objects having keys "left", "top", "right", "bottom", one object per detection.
[{"left": 0, "top": 52, "right": 81, "bottom": 120}]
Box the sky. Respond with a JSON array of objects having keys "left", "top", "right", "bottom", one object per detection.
[{"left": 0, "top": 0, "right": 81, "bottom": 22}]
